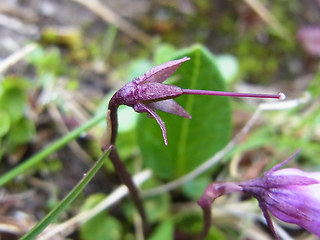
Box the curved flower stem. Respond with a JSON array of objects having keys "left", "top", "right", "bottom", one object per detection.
[
  {"left": 109, "top": 146, "right": 148, "bottom": 236},
  {"left": 197, "top": 206, "right": 212, "bottom": 240},
  {"left": 105, "top": 105, "right": 149, "bottom": 237}
]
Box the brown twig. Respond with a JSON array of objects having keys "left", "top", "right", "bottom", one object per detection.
[
  {"left": 0, "top": 43, "right": 37, "bottom": 74},
  {"left": 47, "top": 105, "right": 92, "bottom": 163},
  {"left": 243, "top": 0, "right": 290, "bottom": 39},
  {"left": 71, "top": 0, "right": 152, "bottom": 46}
]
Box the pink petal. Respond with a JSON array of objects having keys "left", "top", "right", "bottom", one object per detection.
[
  {"left": 136, "top": 82, "right": 183, "bottom": 101},
  {"left": 133, "top": 57, "right": 190, "bottom": 84},
  {"left": 272, "top": 168, "right": 320, "bottom": 182},
  {"left": 297, "top": 26, "right": 320, "bottom": 56},
  {"left": 146, "top": 99, "right": 191, "bottom": 119}
]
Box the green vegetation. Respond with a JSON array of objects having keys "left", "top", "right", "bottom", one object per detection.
[{"left": 0, "top": 1, "right": 319, "bottom": 240}]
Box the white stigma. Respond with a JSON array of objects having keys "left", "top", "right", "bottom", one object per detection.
[{"left": 278, "top": 93, "right": 286, "bottom": 100}]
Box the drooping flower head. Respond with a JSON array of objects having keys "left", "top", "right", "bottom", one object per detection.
[
  {"left": 108, "top": 57, "right": 285, "bottom": 145},
  {"left": 198, "top": 149, "right": 320, "bottom": 239}
]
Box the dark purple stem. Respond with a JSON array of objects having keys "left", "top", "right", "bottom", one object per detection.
[
  {"left": 109, "top": 145, "right": 148, "bottom": 235},
  {"left": 197, "top": 183, "right": 243, "bottom": 239},
  {"left": 107, "top": 105, "right": 149, "bottom": 236},
  {"left": 183, "top": 89, "right": 286, "bottom": 100},
  {"left": 197, "top": 206, "right": 212, "bottom": 240},
  {"left": 109, "top": 106, "right": 119, "bottom": 145}
]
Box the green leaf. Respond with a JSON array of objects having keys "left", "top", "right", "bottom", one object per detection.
[
  {"left": 137, "top": 44, "right": 232, "bottom": 179},
  {"left": 182, "top": 175, "right": 211, "bottom": 200},
  {"left": 0, "top": 111, "right": 10, "bottom": 137},
  {"left": 154, "top": 43, "right": 177, "bottom": 64},
  {"left": 28, "top": 47, "right": 62, "bottom": 76},
  {"left": 81, "top": 215, "right": 122, "bottom": 240},
  {"left": 7, "top": 118, "right": 35, "bottom": 146},
  {"left": 20, "top": 147, "right": 111, "bottom": 240},
  {"left": 0, "top": 113, "right": 105, "bottom": 187},
  {"left": 127, "top": 59, "right": 153, "bottom": 83},
  {"left": 149, "top": 219, "right": 174, "bottom": 240},
  {"left": 206, "top": 226, "right": 227, "bottom": 240},
  {"left": 80, "top": 194, "right": 122, "bottom": 240},
  {"left": 80, "top": 193, "right": 106, "bottom": 210},
  {"left": 176, "top": 211, "right": 203, "bottom": 235},
  {"left": 0, "top": 88, "right": 27, "bottom": 123},
  {"left": 124, "top": 193, "right": 171, "bottom": 224},
  {"left": 0, "top": 76, "right": 30, "bottom": 91},
  {"left": 308, "top": 64, "right": 320, "bottom": 97},
  {"left": 215, "top": 54, "right": 239, "bottom": 83}
]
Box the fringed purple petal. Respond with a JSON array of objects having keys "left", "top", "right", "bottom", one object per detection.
[
  {"left": 146, "top": 99, "right": 191, "bottom": 119},
  {"left": 133, "top": 57, "right": 190, "bottom": 84}
]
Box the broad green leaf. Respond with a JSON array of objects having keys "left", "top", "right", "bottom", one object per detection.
[
  {"left": 154, "top": 43, "right": 177, "bottom": 64},
  {"left": 215, "top": 54, "right": 239, "bottom": 83},
  {"left": 176, "top": 211, "right": 203, "bottom": 235},
  {"left": 124, "top": 193, "right": 171, "bottom": 224},
  {"left": 118, "top": 106, "right": 139, "bottom": 133},
  {"left": 126, "top": 59, "right": 153, "bottom": 82},
  {"left": 80, "top": 193, "right": 106, "bottom": 210},
  {"left": 149, "top": 219, "right": 174, "bottom": 240},
  {"left": 137, "top": 44, "right": 232, "bottom": 179},
  {"left": 0, "top": 76, "right": 30, "bottom": 92},
  {"left": 28, "top": 47, "right": 62, "bottom": 76},
  {"left": 182, "top": 175, "right": 211, "bottom": 200},
  {"left": 0, "top": 111, "right": 10, "bottom": 137},
  {"left": 0, "top": 88, "right": 27, "bottom": 123},
  {"left": 81, "top": 215, "right": 122, "bottom": 240},
  {"left": 7, "top": 118, "right": 35, "bottom": 147},
  {"left": 80, "top": 194, "right": 122, "bottom": 240},
  {"left": 206, "top": 226, "right": 227, "bottom": 240}
]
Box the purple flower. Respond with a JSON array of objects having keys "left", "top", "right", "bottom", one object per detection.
[
  {"left": 109, "top": 57, "right": 284, "bottom": 145},
  {"left": 198, "top": 149, "right": 320, "bottom": 239},
  {"left": 297, "top": 26, "right": 320, "bottom": 56},
  {"left": 241, "top": 155, "right": 320, "bottom": 239},
  {"left": 109, "top": 57, "right": 191, "bottom": 145}
]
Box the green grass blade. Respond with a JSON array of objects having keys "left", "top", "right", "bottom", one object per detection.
[
  {"left": 0, "top": 114, "right": 105, "bottom": 187},
  {"left": 19, "top": 146, "right": 111, "bottom": 240}
]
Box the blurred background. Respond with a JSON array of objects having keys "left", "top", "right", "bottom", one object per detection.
[{"left": 0, "top": 0, "right": 319, "bottom": 239}]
